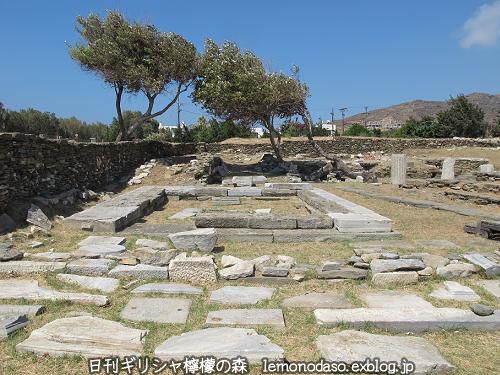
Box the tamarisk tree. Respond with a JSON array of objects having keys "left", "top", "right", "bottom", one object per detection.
[
  {"left": 70, "top": 11, "right": 198, "bottom": 141},
  {"left": 193, "top": 40, "right": 307, "bottom": 160}
]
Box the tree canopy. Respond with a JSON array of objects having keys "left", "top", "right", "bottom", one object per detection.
[
  {"left": 193, "top": 40, "right": 308, "bottom": 159},
  {"left": 70, "top": 11, "right": 198, "bottom": 140}
]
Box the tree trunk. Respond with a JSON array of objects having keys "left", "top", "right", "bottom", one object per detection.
[
  {"left": 114, "top": 85, "right": 126, "bottom": 142},
  {"left": 263, "top": 120, "right": 283, "bottom": 161},
  {"left": 301, "top": 109, "right": 376, "bottom": 182}
]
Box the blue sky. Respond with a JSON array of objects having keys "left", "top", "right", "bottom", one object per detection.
[{"left": 1, "top": 0, "right": 499, "bottom": 125}]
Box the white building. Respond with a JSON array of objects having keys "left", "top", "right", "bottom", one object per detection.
[
  {"left": 252, "top": 126, "right": 265, "bottom": 138},
  {"left": 321, "top": 121, "right": 337, "bottom": 135}
]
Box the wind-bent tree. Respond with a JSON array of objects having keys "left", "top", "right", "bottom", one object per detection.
[
  {"left": 193, "top": 40, "right": 307, "bottom": 160},
  {"left": 70, "top": 11, "right": 198, "bottom": 141}
]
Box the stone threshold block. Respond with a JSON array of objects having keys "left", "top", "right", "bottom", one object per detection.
[
  {"left": 298, "top": 188, "right": 393, "bottom": 233},
  {"left": 0, "top": 315, "right": 29, "bottom": 340},
  {"left": 56, "top": 274, "right": 120, "bottom": 293},
  {"left": 206, "top": 309, "right": 285, "bottom": 327},
  {"left": 0, "top": 261, "right": 66, "bottom": 274},
  {"left": 16, "top": 316, "right": 147, "bottom": 357},
  {"left": 209, "top": 286, "right": 275, "bottom": 305},
  {"left": 0, "top": 280, "right": 108, "bottom": 306},
  {"left": 216, "top": 228, "right": 274, "bottom": 243},
  {"left": 154, "top": 327, "right": 284, "bottom": 363},
  {"left": 120, "top": 297, "right": 191, "bottom": 324},
  {"left": 132, "top": 283, "right": 203, "bottom": 296},
  {"left": 64, "top": 186, "right": 166, "bottom": 232},
  {"left": 314, "top": 307, "right": 500, "bottom": 332},
  {"left": 0, "top": 304, "right": 45, "bottom": 317},
  {"left": 317, "top": 330, "right": 455, "bottom": 375}
]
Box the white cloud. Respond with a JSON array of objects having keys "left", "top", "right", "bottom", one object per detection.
[{"left": 460, "top": 0, "right": 500, "bottom": 48}]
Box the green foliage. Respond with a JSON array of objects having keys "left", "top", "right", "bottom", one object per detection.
[
  {"left": 436, "top": 95, "right": 487, "bottom": 138},
  {"left": 344, "top": 123, "right": 371, "bottom": 137},
  {"left": 69, "top": 11, "right": 198, "bottom": 140},
  {"left": 387, "top": 116, "right": 440, "bottom": 138},
  {"left": 189, "top": 117, "right": 253, "bottom": 143},
  {"left": 110, "top": 111, "right": 159, "bottom": 140}
]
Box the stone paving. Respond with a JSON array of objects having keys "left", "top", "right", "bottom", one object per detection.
[{"left": 1, "top": 183, "right": 499, "bottom": 372}]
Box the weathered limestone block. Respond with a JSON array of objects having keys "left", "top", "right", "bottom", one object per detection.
[
  {"left": 16, "top": 316, "right": 147, "bottom": 357},
  {"left": 169, "top": 228, "right": 217, "bottom": 252},
  {"left": 169, "top": 257, "right": 218, "bottom": 284},
  {"left": 154, "top": 327, "right": 284, "bottom": 363},
  {"left": 391, "top": 154, "right": 407, "bottom": 185},
  {"left": 108, "top": 264, "right": 169, "bottom": 279}
]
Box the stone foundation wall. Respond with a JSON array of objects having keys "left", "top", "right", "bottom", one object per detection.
[
  {"left": 200, "top": 137, "right": 499, "bottom": 156},
  {"left": 0, "top": 133, "right": 195, "bottom": 213}
]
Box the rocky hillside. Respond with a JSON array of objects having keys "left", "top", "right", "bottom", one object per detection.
[{"left": 338, "top": 93, "right": 500, "bottom": 125}]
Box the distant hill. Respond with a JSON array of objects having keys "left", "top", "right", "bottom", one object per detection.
[{"left": 335, "top": 93, "right": 500, "bottom": 128}]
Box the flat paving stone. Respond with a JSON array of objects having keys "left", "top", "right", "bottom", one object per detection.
[
  {"left": 108, "top": 264, "right": 169, "bottom": 279},
  {"left": 74, "top": 244, "right": 126, "bottom": 258},
  {"left": 66, "top": 258, "right": 113, "bottom": 276},
  {"left": 56, "top": 274, "right": 119, "bottom": 293},
  {"left": 430, "top": 281, "right": 481, "bottom": 302},
  {"left": 28, "top": 252, "right": 71, "bottom": 262},
  {"left": 0, "top": 261, "right": 66, "bottom": 274},
  {"left": 206, "top": 309, "right": 285, "bottom": 327},
  {"left": 1, "top": 315, "right": 29, "bottom": 339},
  {"left": 314, "top": 307, "right": 500, "bottom": 332},
  {"left": 120, "top": 297, "right": 191, "bottom": 324},
  {"left": 16, "top": 316, "right": 147, "bottom": 357},
  {"left": 132, "top": 283, "right": 203, "bottom": 295},
  {"left": 317, "top": 330, "right": 455, "bottom": 375},
  {"left": 135, "top": 238, "right": 168, "bottom": 250},
  {"left": 78, "top": 236, "right": 126, "bottom": 247},
  {"left": 154, "top": 327, "right": 284, "bottom": 363},
  {"left": 282, "top": 292, "right": 354, "bottom": 310},
  {"left": 210, "top": 286, "right": 275, "bottom": 305},
  {"left": 361, "top": 291, "right": 434, "bottom": 309},
  {"left": 169, "top": 208, "right": 202, "bottom": 220},
  {"left": 478, "top": 280, "right": 500, "bottom": 298},
  {"left": 0, "top": 280, "right": 108, "bottom": 306},
  {"left": 414, "top": 240, "right": 458, "bottom": 250},
  {"left": 0, "top": 304, "right": 44, "bottom": 317}
]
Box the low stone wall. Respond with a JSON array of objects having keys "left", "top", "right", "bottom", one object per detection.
[
  {"left": 0, "top": 133, "right": 195, "bottom": 213},
  {"left": 200, "top": 137, "right": 499, "bottom": 156}
]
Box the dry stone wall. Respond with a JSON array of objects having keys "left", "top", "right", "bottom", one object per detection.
[
  {"left": 0, "top": 133, "right": 195, "bottom": 213},
  {"left": 201, "top": 137, "right": 499, "bottom": 156}
]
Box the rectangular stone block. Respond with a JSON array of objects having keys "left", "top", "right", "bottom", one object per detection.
[
  {"left": 193, "top": 187, "right": 228, "bottom": 197},
  {"left": 64, "top": 206, "right": 141, "bottom": 232},
  {"left": 264, "top": 183, "right": 312, "bottom": 190},
  {"left": 194, "top": 213, "right": 251, "bottom": 228},
  {"left": 315, "top": 308, "right": 500, "bottom": 332},
  {"left": 217, "top": 228, "right": 274, "bottom": 243},
  {"left": 261, "top": 188, "right": 296, "bottom": 197},
  {"left": 206, "top": 309, "right": 285, "bottom": 327},
  {"left": 227, "top": 187, "right": 262, "bottom": 197},
  {"left": 328, "top": 213, "right": 392, "bottom": 233},
  {"left": 297, "top": 215, "right": 334, "bottom": 229},
  {"left": 248, "top": 215, "right": 297, "bottom": 229},
  {"left": 463, "top": 253, "right": 500, "bottom": 277}
]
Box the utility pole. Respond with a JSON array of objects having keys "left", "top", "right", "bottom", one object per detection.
[
  {"left": 364, "top": 106, "right": 368, "bottom": 127},
  {"left": 339, "top": 107, "right": 348, "bottom": 134},
  {"left": 176, "top": 97, "right": 183, "bottom": 127},
  {"left": 329, "top": 108, "right": 335, "bottom": 136}
]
